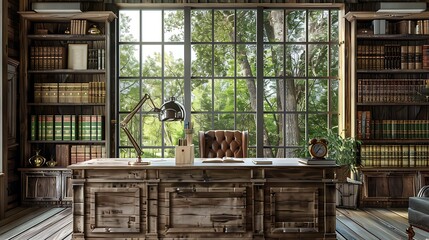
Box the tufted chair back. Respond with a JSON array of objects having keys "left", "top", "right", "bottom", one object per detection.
[{"left": 199, "top": 130, "right": 248, "bottom": 158}]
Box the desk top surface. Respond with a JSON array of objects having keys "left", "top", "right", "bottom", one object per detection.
[{"left": 68, "top": 158, "right": 338, "bottom": 170}]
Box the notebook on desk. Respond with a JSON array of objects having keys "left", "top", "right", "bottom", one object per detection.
[{"left": 201, "top": 157, "right": 244, "bottom": 163}]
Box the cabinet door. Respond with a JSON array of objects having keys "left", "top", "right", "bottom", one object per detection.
[
  {"left": 62, "top": 171, "right": 72, "bottom": 201},
  {"left": 89, "top": 187, "right": 140, "bottom": 233},
  {"left": 362, "top": 171, "right": 417, "bottom": 206},
  {"left": 164, "top": 186, "right": 247, "bottom": 234},
  {"left": 22, "top": 171, "right": 61, "bottom": 201}
]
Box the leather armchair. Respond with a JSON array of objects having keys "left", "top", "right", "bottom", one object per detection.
[
  {"left": 199, "top": 130, "right": 248, "bottom": 158},
  {"left": 407, "top": 185, "right": 429, "bottom": 240}
]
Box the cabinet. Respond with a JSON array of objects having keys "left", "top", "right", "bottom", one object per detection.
[
  {"left": 19, "top": 168, "right": 72, "bottom": 205},
  {"left": 19, "top": 12, "right": 116, "bottom": 204},
  {"left": 346, "top": 12, "right": 429, "bottom": 207}
]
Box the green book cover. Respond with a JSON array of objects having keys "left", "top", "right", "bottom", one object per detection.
[
  {"left": 54, "top": 115, "right": 63, "bottom": 140},
  {"left": 30, "top": 115, "right": 37, "bottom": 141},
  {"left": 62, "top": 115, "right": 71, "bottom": 141},
  {"left": 90, "top": 115, "right": 98, "bottom": 141},
  {"left": 38, "top": 115, "right": 45, "bottom": 140},
  {"left": 45, "top": 115, "right": 54, "bottom": 141},
  {"left": 71, "top": 115, "right": 76, "bottom": 140}
]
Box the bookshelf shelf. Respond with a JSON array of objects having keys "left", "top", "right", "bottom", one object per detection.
[
  {"left": 29, "top": 140, "right": 106, "bottom": 144},
  {"left": 28, "top": 69, "right": 106, "bottom": 74},
  {"left": 28, "top": 103, "right": 106, "bottom": 106},
  {"left": 348, "top": 12, "right": 429, "bottom": 207},
  {"left": 28, "top": 34, "right": 106, "bottom": 41}
]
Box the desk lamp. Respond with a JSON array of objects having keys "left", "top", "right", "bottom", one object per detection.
[{"left": 120, "top": 94, "right": 185, "bottom": 165}]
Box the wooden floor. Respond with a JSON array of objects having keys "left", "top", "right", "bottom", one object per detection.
[{"left": 0, "top": 207, "right": 427, "bottom": 240}]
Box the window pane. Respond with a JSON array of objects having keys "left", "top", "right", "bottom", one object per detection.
[
  {"left": 142, "top": 115, "right": 162, "bottom": 146},
  {"left": 164, "top": 121, "right": 183, "bottom": 146},
  {"left": 331, "top": 44, "right": 339, "bottom": 76},
  {"left": 286, "top": 10, "right": 306, "bottom": 42},
  {"left": 191, "top": 10, "right": 212, "bottom": 42},
  {"left": 309, "top": 44, "right": 328, "bottom": 77},
  {"left": 294, "top": 79, "right": 306, "bottom": 112},
  {"left": 213, "top": 114, "right": 234, "bottom": 129},
  {"left": 119, "top": 113, "right": 141, "bottom": 146},
  {"left": 214, "top": 10, "right": 234, "bottom": 42},
  {"left": 163, "top": 148, "right": 176, "bottom": 158},
  {"left": 237, "top": 10, "right": 256, "bottom": 43},
  {"left": 193, "top": 114, "right": 213, "bottom": 132},
  {"left": 119, "top": 10, "right": 140, "bottom": 42},
  {"left": 191, "top": 79, "right": 212, "bottom": 112},
  {"left": 142, "top": 10, "right": 162, "bottom": 42},
  {"left": 142, "top": 45, "right": 162, "bottom": 77},
  {"left": 263, "top": 10, "right": 284, "bottom": 42},
  {"left": 165, "top": 79, "right": 184, "bottom": 102},
  {"left": 141, "top": 148, "right": 162, "bottom": 158},
  {"left": 263, "top": 79, "right": 280, "bottom": 111},
  {"left": 164, "top": 10, "right": 184, "bottom": 42},
  {"left": 264, "top": 44, "right": 284, "bottom": 77},
  {"left": 237, "top": 113, "right": 256, "bottom": 144},
  {"left": 236, "top": 79, "right": 254, "bottom": 112},
  {"left": 236, "top": 44, "right": 256, "bottom": 77},
  {"left": 308, "top": 114, "right": 328, "bottom": 137},
  {"left": 191, "top": 44, "right": 212, "bottom": 77},
  {"left": 214, "top": 79, "right": 234, "bottom": 112},
  {"left": 119, "top": 45, "right": 140, "bottom": 77},
  {"left": 164, "top": 45, "right": 184, "bottom": 77},
  {"left": 214, "top": 44, "right": 235, "bottom": 77},
  {"left": 142, "top": 79, "right": 162, "bottom": 107},
  {"left": 331, "top": 79, "right": 339, "bottom": 112},
  {"left": 119, "top": 79, "right": 141, "bottom": 112},
  {"left": 309, "top": 10, "right": 328, "bottom": 42},
  {"left": 308, "top": 79, "right": 328, "bottom": 112},
  {"left": 285, "top": 44, "right": 305, "bottom": 77},
  {"left": 331, "top": 10, "right": 339, "bottom": 42}
]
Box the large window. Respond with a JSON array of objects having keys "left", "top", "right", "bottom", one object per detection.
[{"left": 118, "top": 7, "right": 340, "bottom": 158}]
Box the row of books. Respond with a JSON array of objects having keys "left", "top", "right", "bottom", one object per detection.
[
  {"left": 30, "top": 46, "right": 66, "bottom": 70},
  {"left": 357, "top": 79, "right": 428, "bottom": 103},
  {"left": 34, "top": 82, "right": 105, "bottom": 103},
  {"left": 55, "top": 144, "right": 106, "bottom": 167},
  {"left": 356, "top": 44, "right": 428, "bottom": 70},
  {"left": 357, "top": 111, "right": 429, "bottom": 140},
  {"left": 30, "top": 46, "right": 105, "bottom": 70},
  {"left": 371, "top": 20, "right": 429, "bottom": 35},
  {"left": 70, "top": 20, "right": 88, "bottom": 35},
  {"left": 360, "top": 144, "right": 429, "bottom": 167},
  {"left": 30, "top": 114, "right": 104, "bottom": 141}
]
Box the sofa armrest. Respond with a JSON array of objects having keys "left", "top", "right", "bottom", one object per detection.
[{"left": 417, "top": 185, "right": 429, "bottom": 197}]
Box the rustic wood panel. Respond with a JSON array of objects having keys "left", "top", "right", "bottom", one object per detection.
[{"left": 23, "top": 172, "right": 60, "bottom": 200}]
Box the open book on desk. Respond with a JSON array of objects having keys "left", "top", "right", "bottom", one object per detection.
[{"left": 201, "top": 157, "right": 244, "bottom": 163}]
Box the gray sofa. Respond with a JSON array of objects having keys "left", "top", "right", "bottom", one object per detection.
[{"left": 407, "top": 185, "right": 429, "bottom": 240}]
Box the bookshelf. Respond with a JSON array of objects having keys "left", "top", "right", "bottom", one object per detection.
[
  {"left": 19, "top": 11, "right": 116, "bottom": 205},
  {"left": 346, "top": 12, "right": 429, "bottom": 207}
]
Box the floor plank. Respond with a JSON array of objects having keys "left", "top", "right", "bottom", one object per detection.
[{"left": 0, "top": 207, "right": 428, "bottom": 240}]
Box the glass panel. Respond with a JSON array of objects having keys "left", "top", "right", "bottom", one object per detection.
[
  {"left": 214, "top": 44, "right": 235, "bottom": 77},
  {"left": 309, "top": 10, "right": 328, "bottom": 42},
  {"left": 236, "top": 113, "right": 256, "bottom": 144},
  {"left": 119, "top": 148, "right": 137, "bottom": 158},
  {"left": 119, "top": 79, "right": 141, "bottom": 111},
  {"left": 213, "top": 114, "right": 234, "bottom": 129},
  {"left": 141, "top": 79, "right": 162, "bottom": 107},
  {"left": 308, "top": 44, "right": 328, "bottom": 77},
  {"left": 293, "top": 78, "right": 306, "bottom": 112},
  {"left": 263, "top": 78, "right": 280, "bottom": 111},
  {"left": 331, "top": 44, "right": 339, "bottom": 76},
  {"left": 284, "top": 113, "right": 301, "bottom": 146},
  {"left": 263, "top": 44, "right": 284, "bottom": 77},
  {"left": 142, "top": 45, "right": 162, "bottom": 77},
  {"left": 164, "top": 148, "right": 176, "bottom": 158},
  {"left": 236, "top": 79, "right": 254, "bottom": 112},
  {"left": 164, "top": 45, "right": 184, "bottom": 77},
  {"left": 164, "top": 10, "right": 184, "bottom": 42},
  {"left": 214, "top": 10, "right": 234, "bottom": 42},
  {"left": 191, "top": 44, "right": 212, "bottom": 77},
  {"left": 237, "top": 10, "right": 257, "bottom": 43},
  {"left": 331, "top": 79, "right": 339, "bottom": 112},
  {"left": 263, "top": 10, "right": 284, "bottom": 42},
  {"left": 164, "top": 79, "right": 184, "bottom": 102},
  {"left": 191, "top": 10, "right": 212, "bottom": 42},
  {"left": 193, "top": 114, "right": 213, "bottom": 132},
  {"left": 142, "top": 114, "right": 162, "bottom": 146},
  {"left": 164, "top": 121, "right": 183, "bottom": 146},
  {"left": 308, "top": 114, "right": 328, "bottom": 138},
  {"left": 264, "top": 113, "right": 282, "bottom": 148},
  {"left": 119, "top": 45, "right": 140, "bottom": 77},
  {"left": 330, "top": 10, "right": 339, "bottom": 42},
  {"left": 285, "top": 44, "right": 305, "bottom": 77},
  {"left": 142, "top": 10, "right": 162, "bottom": 42},
  {"left": 214, "top": 79, "right": 234, "bottom": 112},
  {"left": 285, "top": 10, "right": 306, "bottom": 42},
  {"left": 141, "top": 148, "right": 162, "bottom": 158},
  {"left": 236, "top": 44, "right": 256, "bottom": 77},
  {"left": 119, "top": 113, "right": 141, "bottom": 146},
  {"left": 191, "top": 79, "right": 212, "bottom": 112},
  {"left": 308, "top": 79, "right": 328, "bottom": 112},
  {"left": 119, "top": 10, "right": 140, "bottom": 42}
]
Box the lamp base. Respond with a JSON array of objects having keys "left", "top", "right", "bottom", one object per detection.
[{"left": 128, "top": 159, "right": 151, "bottom": 165}]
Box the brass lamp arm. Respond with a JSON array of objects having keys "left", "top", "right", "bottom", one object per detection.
[{"left": 120, "top": 93, "right": 161, "bottom": 161}]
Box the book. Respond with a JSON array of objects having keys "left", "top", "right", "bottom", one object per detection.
[
  {"left": 252, "top": 160, "right": 273, "bottom": 165},
  {"left": 202, "top": 157, "right": 244, "bottom": 163},
  {"left": 299, "top": 158, "right": 336, "bottom": 165},
  {"left": 68, "top": 43, "right": 88, "bottom": 70}
]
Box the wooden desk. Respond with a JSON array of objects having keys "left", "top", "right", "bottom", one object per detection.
[{"left": 69, "top": 158, "right": 337, "bottom": 239}]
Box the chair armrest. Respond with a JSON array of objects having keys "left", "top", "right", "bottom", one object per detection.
[{"left": 417, "top": 185, "right": 429, "bottom": 197}]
